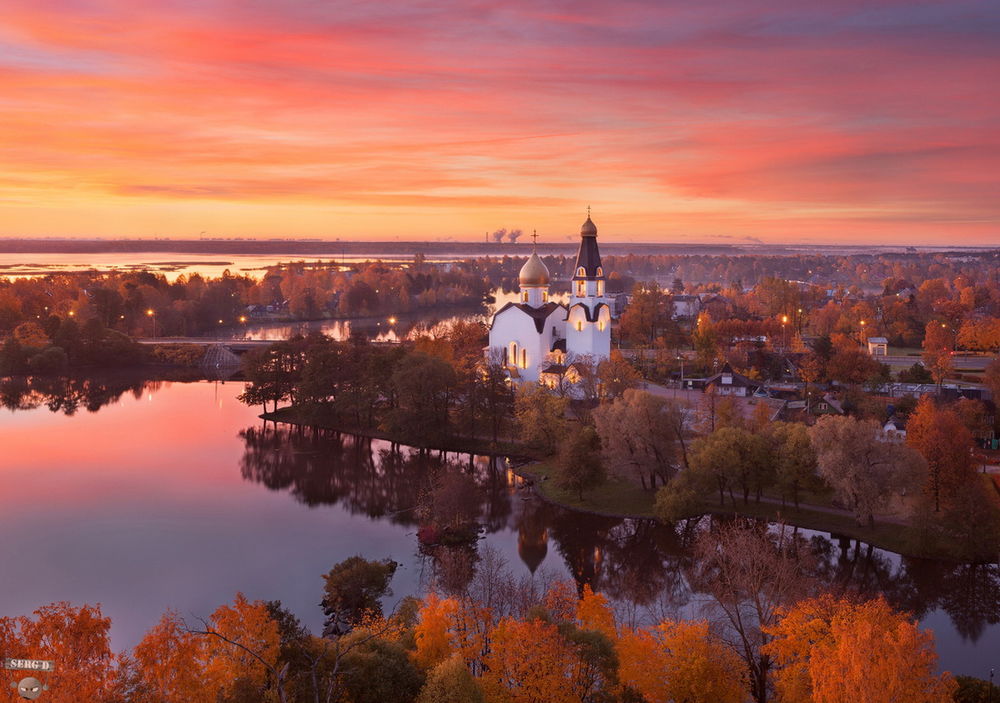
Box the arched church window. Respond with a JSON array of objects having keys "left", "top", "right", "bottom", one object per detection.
[
  {"left": 598, "top": 320, "right": 605, "bottom": 331},
  {"left": 521, "top": 348, "right": 527, "bottom": 368},
  {"left": 522, "top": 291, "right": 528, "bottom": 303},
  {"left": 596, "top": 267, "right": 603, "bottom": 277},
  {"left": 576, "top": 281, "right": 585, "bottom": 297},
  {"left": 510, "top": 342, "right": 518, "bottom": 365},
  {"left": 576, "top": 320, "right": 583, "bottom": 332},
  {"left": 596, "top": 280, "right": 604, "bottom": 296},
  {"left": 542, "top": 291, "right": 548, "bottom": 303},
  {"left": 577, "top": 267, "right": 586, "bottom": 277}
]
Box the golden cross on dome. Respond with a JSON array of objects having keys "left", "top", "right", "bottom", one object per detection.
[
  {"left": 531, "top": 229, "right": 539, "bottom": 248},
  {"left": 587, "top": 205, "right": 591, "bottom": 218}
]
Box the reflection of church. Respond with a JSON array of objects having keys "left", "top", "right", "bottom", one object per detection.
[{"left": 487, "top": 214, "right": 612, "bottom": 382}]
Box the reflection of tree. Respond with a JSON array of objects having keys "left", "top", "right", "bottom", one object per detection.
[
  {"left": 0, "top": 374, "right": 162, "bottom": 414},
  {"left": 238, "top": 425, "right": 515, "bottom": 531},
  {"left": 937, "top": 563, "right": 1000, "bottom": 642}
]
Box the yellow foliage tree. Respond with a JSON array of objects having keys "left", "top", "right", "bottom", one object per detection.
[
  {"left": 763, "top": 595, "right": 955, "bottom": 703},
  {"left": 618, "top": 620, "right": 747, "bottom": 703}
]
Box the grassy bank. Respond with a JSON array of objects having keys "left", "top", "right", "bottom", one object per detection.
[
  {"left": 263, "top": 404, "right": 531, "bottom": 458},
  {"left": 520, "top": 461, "right": 960, "bottom": 560}
]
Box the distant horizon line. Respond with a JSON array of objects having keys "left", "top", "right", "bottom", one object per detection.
[{"left": 0, "top": 235, "right": 997, "bottom": 250}]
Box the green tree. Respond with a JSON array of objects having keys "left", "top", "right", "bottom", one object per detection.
[
  {"left": 417, "top": 655, "right": 485, "bottom": 703},
  {"left": 687, "top": 426, "right": 773, "bottom": 507},
  {"left": 514, "top": 383, "right": 570, "bottom": 454},
  {"left": 338, "top": 633, "right": 425, "bottom": 703},
  {"left": 384, "top": 352, "right": 457, "bottom": 444},
  {"left": 767, "top": 422, "right": 819, "bottom": 508},
  {"left": 556, "top": 426, "right": 605, "bottom": 499},
  {"left": 321, "top": 556, "right": 399, "bottom": 637}
]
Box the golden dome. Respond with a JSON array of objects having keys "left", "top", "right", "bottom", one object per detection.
[
  {"left": 519, "top": 251, "right": 550, "bottom": 287},
  {"left": 581, "top": 216, "right": 597, "bottom": 236}
]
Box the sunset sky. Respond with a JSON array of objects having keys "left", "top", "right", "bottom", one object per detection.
[{"left": 1, "top": 0, "right": 998, "bottom": 244}]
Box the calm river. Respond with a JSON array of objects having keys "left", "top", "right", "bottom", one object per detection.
[{"left": 1, "top": 376, "right": 997, "bottom": 677}]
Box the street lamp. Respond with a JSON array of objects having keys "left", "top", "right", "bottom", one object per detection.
[
  {"left": 781, "top": 314, "right": 789, "bottom": 352},
  {"left": 146, "top": 309, "right": 156, "bottom": 339},
  {"left": 859, "top": 319, "right": 867, "bottom": 347}
]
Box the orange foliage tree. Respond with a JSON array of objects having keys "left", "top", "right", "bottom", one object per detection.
[
  {"left": 906, "top": 396, "right": 975, "bottom": 512},
  {"left": 130, "top": 610, "right": 212, "bottom": 703},
  {"left": 618, "top": 620, "right": 746, "bottom": 703},
  {"left": 413, "top": 593, "right": 459, "bottom": 670},
  {"left": 763, "top": 595, "right": 955, "bottom": 703},
  {"left": 0, "top": 602, "right": 114, "bottom": 703},
  {"left": 196, "top": 593, "right": 282, "bottom": 701},
  {"left": 482, "top": 617, "right": 588, "bottom": 703}
]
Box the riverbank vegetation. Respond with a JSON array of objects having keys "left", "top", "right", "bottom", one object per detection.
[{"left": 2, "top": 519, "right": 977, "bottom": 703}]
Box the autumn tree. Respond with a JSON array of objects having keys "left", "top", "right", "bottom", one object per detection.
[
  {"left": 618, "top": 620, "right": 747, "bottom": 703},
  {"left": 808, "top": 415, "right": 924, "bottom": 527},
  {"left": 922, "top": 321, "right": 954, "bottom": 387},
  {"left": 482, "top": 614, "right": 611, "bottom": 703},
  {"left": 514, "top": 383, "right": 570, "bottom": 454},
  {"left": 618, "top": 283, "right": 671, "bottom": 346},
  {"left": 131, "top": 611, "right": 212, "bottom": 703},
  {"left": 0, "top": 602, "right": 114, "bottom": 703},
  {"left": 762, "top": 595, "right": 955, "bottom": 703},
  {"left": 906, "top": 397, "right": 976, "bottom": 512},
  {"left": 321, "top": 556, "right": 399, "bottom": 637},
  {"left": 413, "top": 594, "right": 460, "bottom": 670},
  {"left": 198, "top": 593, "right": 282, "bottom": 702},
  {"left": 593, "top": 389, "right": 688, "bottom": 491},
  {"left": 689, "top": 520, "right": 816, "bottom": 703},
  {"left": 596, "top": 350, "right": 642, "bottom": 400}
]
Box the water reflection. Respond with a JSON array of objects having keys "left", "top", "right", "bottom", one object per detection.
[
  {"left": 0, "top": 373, "right": 197, "bottom": 415},
  {"left": 238, "top": 422, "right": 1000, "bottom": 661}
]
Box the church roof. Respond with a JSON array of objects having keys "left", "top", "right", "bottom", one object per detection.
[
  {"left": 519, "top": 251, "right": 550, "bottom": 286},
  {"left": 491, "top": 301, "right": 565, "bottom": 334},
  {"left": 573, "top": 216, "right": 602, "bottom": 279},
  {"left": 565, "top": 301, "right": 609, "bottom": 322}
]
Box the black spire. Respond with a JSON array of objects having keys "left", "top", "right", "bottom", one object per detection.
[{"left": 573, "top": 214, "right": 602, "bottom": 279}]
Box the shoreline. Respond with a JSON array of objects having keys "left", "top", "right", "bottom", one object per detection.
[{"left": 259, "top": 405, "right": 991, "bottom": 565}]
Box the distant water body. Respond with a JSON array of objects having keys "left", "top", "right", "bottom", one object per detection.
[{"left": 2, "top": 240, "right": 993, "bottom": 280}]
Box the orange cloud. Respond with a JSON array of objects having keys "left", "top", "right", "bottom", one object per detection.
[{"left": 0, "top": 0, "right": 997, "bottom": 244}]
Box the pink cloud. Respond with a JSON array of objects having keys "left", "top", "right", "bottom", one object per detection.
[{"left": 0, "top": 0, "right": 997, "bottom": 243}]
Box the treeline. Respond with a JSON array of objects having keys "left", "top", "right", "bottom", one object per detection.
[
  {"left": 0, "top": 259, "right": 489, "bottom": 339},
  {"left": 0, "top": 316, "right": 142, "bottom": 375},
  {"left": 3, "top": 520, "right": 985, "bottom": 703},
  {"left": 237, "top": 324, "right": 643, "bottom": 448}
]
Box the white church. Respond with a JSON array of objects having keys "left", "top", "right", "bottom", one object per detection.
[{"left": 487, "top": 214, "right": 612, "bottom": 383}]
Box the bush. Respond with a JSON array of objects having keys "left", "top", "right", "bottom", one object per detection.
[{"left": 27, "top": 346, "right": 69, "bottom": 375}]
